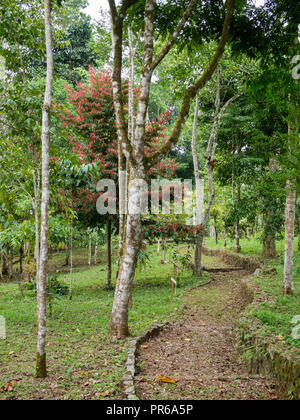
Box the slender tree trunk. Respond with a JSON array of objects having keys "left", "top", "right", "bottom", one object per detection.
[
  {"left": 191, "top": 97, "right": 203, "bottom": 276},
  {"left": 19, "top": 246, "right": 23, "bottom": 274},
  {"left": 213, "top": 215, "right": 218, "bottom": 244},
  {"left": 106, "top": 218, "right": 112, "bottom": 289},
  {"left": 8, "top": 248, "right": 13, "bottom": 279},
  {"left": 94, "top": 240, "right": 98, "bottom": 265},
  {"left": 283, "top": 181, "right": 296, "bottom": 295},
  {"left": 157, "top": 238, "right": 160, "bottom": 255},
  {"left": 33, "top": 171, "right": 40, "bottom": 285},
  {"left": 235, "top": 181, "right": 241, "bottom": 253},
  {"left": 88, "top": 233, "right": 92, "bottom": 268},
  {"left": 65, "top": 242, "right": 69, "bottom": 266},
  {"left": 36, "top": 0, "right": 53, "bottom": 378},
  {"left": 262, "top": 158, "right": 278, "bottom": 258},
  {"left": 1, "top": 249, "right": 8, "bottom": 276},
  {"left": 69, "top": 219, "right": 73, "bottom": 300}
]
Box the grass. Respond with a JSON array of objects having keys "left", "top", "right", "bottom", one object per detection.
[
  {"left": 205, "top": 235, "right": 300, "bottom": 349},
  {"left": 204, "top": 236, "right": 299, "bottom": 258},
  {"left": 0, "top": 243, "right": 209, "bottom": 400},
  {"left": 251, "top": 254, "right": 300, "bottom": 349}
]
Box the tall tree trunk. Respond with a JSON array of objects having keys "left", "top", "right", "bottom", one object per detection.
[
  {"left": 213, "top": 215, "right": 218, "bottom": 244},
  {"left": 94, "top": 240, "right": 98, "bottom": 265},
  {"left": 65, "top": 242, "right": 69, "bottom": 266},
  {"left": 19, "top": 246, "right": 23, "bottom": 274},
  {"left": 88, "top": 233, "right": 92, "bottom": 268},
  {"left": 283, "top": 182, "right": 296, "bottom": 295},
  {"left": 33, "top": 170, "right": 40, "bottom": 285},
  {"left": 36, "top": 0, "right": 53, "bottom": 378},
  {"left": 1, "top": 249, "right": 8, "bottom": 276},
  {"left": 262, "top": 158, "right": 278, "bottom": 258},
  {"left": 8, "top": 248, "right": 13, "bottom": 279},
  {"left": 69, "top": 219, "right": 73, "bottom": 300},
  {"left": 235, "top": 181, "right": 241, "bottom": 253},
  {"left": 109, "top": 166, "right": 143, "bottom": 337},
  {"left": 191, "top": 97, "right": 202, "bottom": 276},
  {"left": 106, "top": 218, "right": 112, "bottom": 289}
]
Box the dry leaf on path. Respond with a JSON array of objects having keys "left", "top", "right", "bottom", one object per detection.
[{"left": 156, "top": 375, "right": 177, "bottom": 384}]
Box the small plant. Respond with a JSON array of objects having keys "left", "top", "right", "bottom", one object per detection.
[
  {"left": 47, "top": 273, "right": 68, "bottom": 318},
  {"left": 47, "top": 273, "right": 68, "bottom": 296}
]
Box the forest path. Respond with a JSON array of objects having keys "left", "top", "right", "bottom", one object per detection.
[{"left": 135, "top": 264, "right": 284, "bottom": 400}]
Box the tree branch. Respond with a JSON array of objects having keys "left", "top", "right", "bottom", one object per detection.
[
  {"left": 146, "top": 0, "right": 235, "bottom": 165},
  {"left": 151, "top": 0, "right": 196, "bottom": 71}
]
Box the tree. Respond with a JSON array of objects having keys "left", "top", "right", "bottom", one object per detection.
[
  {"left": 36, "top": 0, "right": 54, "bottom": 379},
  {"left": 108, "top": 0, "right": 235, "bottom": 338}
]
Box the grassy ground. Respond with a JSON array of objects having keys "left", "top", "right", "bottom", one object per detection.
[
  {"left": 204, "top": 236, "right": 299, "bottom": 258},
  {"left": 0, "top": 243, "right": 209, "bottom": 400},
  {"left": 205, "top": 236, "right": 300, "bottom": 349}
]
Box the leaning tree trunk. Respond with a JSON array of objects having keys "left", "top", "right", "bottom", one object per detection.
[
  {"left": 106, "top": 218, "right": 112, "bottom": 289},
  {"left": 36, "top": 0, "right": 53, "bottom": 378},
  {"left": 283, "top": 182, "right": 296, "bottom": 295}
]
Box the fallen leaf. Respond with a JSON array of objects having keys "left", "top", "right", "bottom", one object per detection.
[
  {"left": 199, "top": 321, "right": 206, "bottom": 326},
  {"left": 136, "top": 377, "right": 147, "bottom": 382},
  {"left": 156, "top": 375, "right": 177, "bottom": 384},
  {"left": 99, "top": 390, "right": 110, "bottom": 397},
  {"left": 102, "top": 371, "right": 109, "bottom": 376}
]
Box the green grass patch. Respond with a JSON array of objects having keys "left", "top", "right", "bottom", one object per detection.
[{"left": 0, "top": 243, "right": 208, "bottom": 400}]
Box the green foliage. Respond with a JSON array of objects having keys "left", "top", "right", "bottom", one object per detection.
[{"left": 47, "top": 273, "right": 69, "bottom": 296}]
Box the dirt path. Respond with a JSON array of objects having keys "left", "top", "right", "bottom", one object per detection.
[{"left": 135, "top": 267, "right": 284, "bottom": 400}]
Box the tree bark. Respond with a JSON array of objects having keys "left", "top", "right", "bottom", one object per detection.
[
  {"left": 88, "top": 233, "right": 92, "bottom": 268},
  {"left": 36, "top": 0, "right": 53, "bottom": 378},
  {"left": 262, "top": 158, "right": 278, "bottom": 258},
  {"left": 283, "top": 181, "right": 296, "bottom": 295},
  {"left": 106, "top": 218, "right": 112, "bottom": 289},
  {"left": 235, "top": 181, "right": 241, "bottom": 253},
  {"left": 33, "top": 170, "right": 40, "bottom": 284},
  {"left": 69, "top": 219, "right": 73, "bottom": 300}
]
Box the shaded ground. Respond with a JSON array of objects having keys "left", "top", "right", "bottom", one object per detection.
[{"left": 136, "top": 267, "right": 285, "bottom": 400}]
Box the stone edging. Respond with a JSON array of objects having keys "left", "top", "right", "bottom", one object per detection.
[
  {"left": 236, "top": 278, "right": 300, "bottom": 400},
  {"left": 123, "top": 322, "right": 168, "bottom": 400}
]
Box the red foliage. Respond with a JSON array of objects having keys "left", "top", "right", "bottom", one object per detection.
[{"left": 53, "top": 68, "right": 177, "bottom": 218}]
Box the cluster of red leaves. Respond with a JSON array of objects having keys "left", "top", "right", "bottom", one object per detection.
[
  {"left": 143, "top": 222, "right": 203, "bottom": 242},
  {"left": 53, "top": 68, "right": 177, "bottom": 218}
]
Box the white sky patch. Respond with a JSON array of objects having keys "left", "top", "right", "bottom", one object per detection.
[{"left": 84, "top": 0, "right": 267, "bottom": 20}]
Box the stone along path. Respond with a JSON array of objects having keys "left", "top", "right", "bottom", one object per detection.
[{"left": 135, "top": 267, "right": 284, "bottom": 400}]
